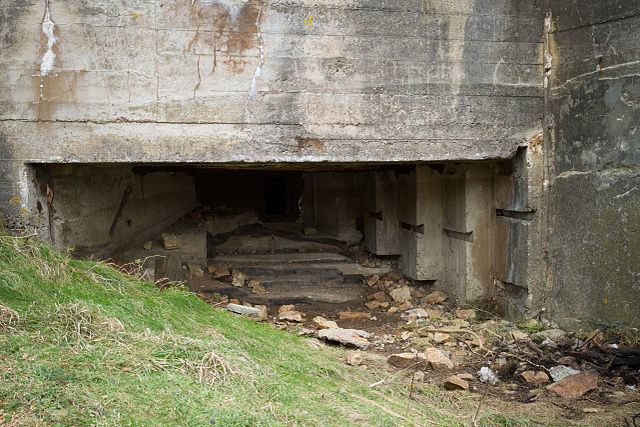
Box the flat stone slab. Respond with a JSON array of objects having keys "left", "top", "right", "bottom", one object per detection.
[
  {"left": 213, "top": 253, "right": 350, "bottom": 264},
  {"left": 318, "top": 328, "right": 370, "bottom": 349},
  {"left": 226, "top": 303, "right": 262, "bottom": 317}
]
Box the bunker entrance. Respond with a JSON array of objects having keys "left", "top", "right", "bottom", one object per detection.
[{"left": 30, "top": 159, "right": 531, "bottom": 317}]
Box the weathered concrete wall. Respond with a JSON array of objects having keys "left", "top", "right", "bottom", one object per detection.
[
  {"left": 546, "top": 0, "right": 640, "bottom": 328},
  {"left": 0, "top": 0, "right": 545, "bottom": 217}
]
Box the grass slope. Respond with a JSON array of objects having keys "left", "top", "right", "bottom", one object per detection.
[{"left": 0, "top": 234, "right": 532, "bottom": 426}]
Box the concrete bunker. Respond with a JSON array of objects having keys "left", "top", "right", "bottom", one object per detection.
[{"left": 29, "top": 158, "right": 537, "bottom": 314}]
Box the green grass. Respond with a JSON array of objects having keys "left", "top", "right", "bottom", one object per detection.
[{"left": 0, "top": 233, "right": 538, "bottom": 426}]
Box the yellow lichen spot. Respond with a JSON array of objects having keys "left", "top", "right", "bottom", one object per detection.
[
  {"left": 602, "top": 298, "right": 608, "bottom": 304},
  {"left": 133, "top": 13, "right": 139, "bottom": 20},
  {"left": 304, "top": 16, "right": 314, "bottom": 26},
  {"left": 9, "top": 197, "right": 21, "bottom": 206},
  {"left": 21, "top": 208, "right": 28, "bottom": 214}
]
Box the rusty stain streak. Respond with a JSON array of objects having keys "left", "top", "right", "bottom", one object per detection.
[
  {"left": 194, "top": 55, "right": 202, "bottom": 99},
  {"left": 211, "top": 39, "right": 217, "bottom": 73},
  {"left": 185, "top": 23, "right": 200, "bottom": 54},
  {"left": 295, "top": 136, "right": 325, "bottom": 152}
]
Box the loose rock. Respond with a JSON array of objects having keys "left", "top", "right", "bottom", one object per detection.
[
  {"left": 247, "top": 280, "right": 267, "bottom": 295},
  {"left": 547, "top": 372, "right": 598, "bottom": 398},
  {"left": 226, "top": 303, "right": 262, "bottom": 317},
  {"left": 455, "top": 308, "right": 476, "bottom": 321},
  {"left": 444, "top": 375, "right": 469, "bottom": 390},
  {"left": 413, "top": 371, "right": 425, "bottom": 383},
  {"left": 368, "top": 291, "right": 387, "bottom": 302},
  {"left": 231, "top": 270, "right": 248, "bottom": 287},
  {"left": 387, "top": 352, "right": 426, "bottom": 368},
  {"left": 313, "top": 316, "right": 338, "bottom": 329},
  {"left": 303, "top": 227, "right": 318, "bottom": 235},
  {"left": 424, "top": 347, "right": 454, "bottom": 370},
  {"left": 143, "top": 241, "right": 153, "bottom": 250},
  {"left": 549, "top": 365, "right": 580, "bottom": 382},
  {"left": 433, "top": 333, "right": 451, "bottom": 344},
  {"left": 520, "top": 370, "right": 550, "bottom": 385},
  {"left": 365, "top": 301, "right": 383, "bottom": 310},
  {"left": 390, "top": 286, "right": 411, "bottom": 303},
  {"left": 254, "top": 304, "right": 268, "bottom": 320},
  {"left": 365, "top": 275, "right": 379, "bottom": 287},
  {"left": 318, "top": 328, "right": 370, "bottom": 349},
  {"left": 162, "top": 233, "right": 182, "bottom": 250},
  {"left": 346, "top": 351, "right": 363, "bottom": 366},
  {"left": 424, "top": 290, "right": 447, "bottom": 304}
]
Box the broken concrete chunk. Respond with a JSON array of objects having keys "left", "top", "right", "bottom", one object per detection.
[
  {"left": 520, "top": 370, "right": 550, "bottom": 385},
  {"left": 424, "top": 347, "right": 454, "bottom": 370},
  {"left": 444, "top": 375, "right": 469, "bottom": 390},
  {"left": 547, "top": 372, "right": 598, "bottom": 398},
  {"left": 367, "top": 291, "right": 386, "bottom": 302},
  {"left": 208, "top": 264, "right": 230, "bottom": 278},
  {"left": 317, "top": 328, "right": 370, "bottom": 349},
  {"left": 364, "top": 301, "right": 384, "bottom": 310},
  {"left": 433, "top": 332, "right": 451, "bottom": 344},
  {"left": 424, "top": 290, "right": 447, "bottom": 304},
  {"left": 312, "top": 316, "right": 338, "bottom": 329},
  {"left": 226, "top": 303, "right": 262, "bottom": 317},
  {"left": 401, "top": 308, "right": 429, "bottom": 320},
  {"left": 549, "top": 365, "right": 580, "bottom": 382},
  {"left": 346, "top": 351, "right": 363, "bottom": 366},
  {"left": 365, "top": 275, "right": 379, "bottom": 287},
  {"left": 247, "top": 280, "right": 267, "bottom": 295},
  {"left": 338, "top": 311, "right": 371, "bottom": 321},
  {"left": 231, "top": 270, "right": 248, "bottom": 287},
  {"left": 162, "top": 233, "right": 182, "bottom": 250},
  {"left": 390, "top": 286, "right": 411, "bottom": 303},
  {"left": 387, "top": 352, "right": 426, "bottom": 368}
]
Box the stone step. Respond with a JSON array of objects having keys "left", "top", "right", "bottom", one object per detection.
[
  {"left": 212, "top": 252, "right": 351, "bottom": 265},
  {"left": 212, "top": 234, "right": 340, "bottom": 255},
  {"left": 228, "top": 263, "right": 391, "bottom": 278}
]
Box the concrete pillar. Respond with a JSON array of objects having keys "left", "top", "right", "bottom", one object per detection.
[
  {"left": 363, "top": 170, "right": 401, "bottom": 255},
  {"left": 398, "top": 165, "right": 445, "bottom": 281}
]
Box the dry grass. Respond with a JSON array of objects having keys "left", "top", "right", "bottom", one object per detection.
[{"left": 0, "top": 304, "right": 19, "bottom": 331}]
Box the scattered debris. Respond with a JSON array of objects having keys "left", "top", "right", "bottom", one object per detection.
[
  {"left": 547, "top": 371, "right": 598, "bottom": 398},
  {"left": 365, "top": 275, "right": 379, "bottom": 287},
  {"left": 478, "top": 367, "right": 499, "bottom": 385},
  {"left": 318, "top": 328, "right": 370, "bottom": 349},
  {"left": 226, "top": 303, "right": 262, "bottom": 317},
  {"left": 346, "top": 351, "right": 363, "bottom": 366},
  {"left": 444, "top": 375, "right": 469, "bottom": 390},
  {"left": 368, "top": 291, "right": 386, "bottom": 302}
]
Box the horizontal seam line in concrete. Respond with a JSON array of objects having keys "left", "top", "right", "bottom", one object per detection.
[{"left": 554, "top": 12, "right": 640, "bottom": 33}]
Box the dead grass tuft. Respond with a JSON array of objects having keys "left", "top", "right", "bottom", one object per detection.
[
  {"left": 50, "top": 302, "right": 125, "bottom": 343},
  {"left": 0, "top": 304, "right": 20, "bottom": 331}
]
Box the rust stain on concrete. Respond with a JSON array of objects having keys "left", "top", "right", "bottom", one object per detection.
[{"left": 295, "top": 136, "right": 325, "bottom": 152}]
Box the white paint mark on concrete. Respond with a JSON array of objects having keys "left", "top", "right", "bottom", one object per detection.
[
  {"left": 40, "top": 0, "right": 57, "bottom": 76},
  {"left": 195, "top": 0, "right": 250, "bottom": 21},
  {"left": 248, "top": 1, "right": 265, "bottom": 100}
]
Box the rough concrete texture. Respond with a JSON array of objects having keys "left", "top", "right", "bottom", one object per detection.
[{"left": 546, "top": 0, "right": 640, "bottom": 328}]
